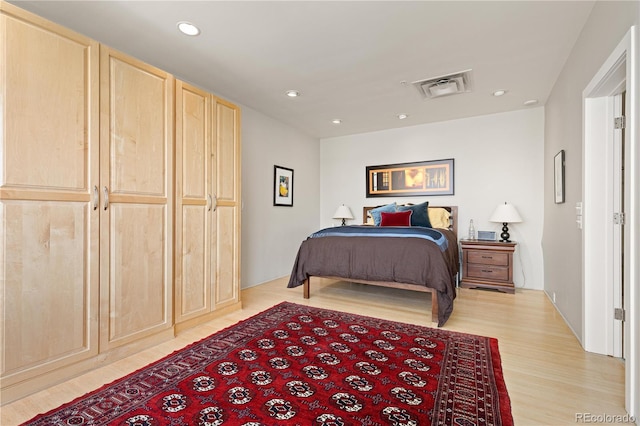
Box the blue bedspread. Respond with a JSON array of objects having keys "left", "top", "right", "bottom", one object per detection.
[{"left": 309, "top": 225, "right": 448, "bottom": 251}]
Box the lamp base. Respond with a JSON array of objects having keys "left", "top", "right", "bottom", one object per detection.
[
  {"left": 499, "top": 222, "right": 511, "bottom": 243},
  {"left": 341, "top": 219, "right": 346, "bottom": 226}
]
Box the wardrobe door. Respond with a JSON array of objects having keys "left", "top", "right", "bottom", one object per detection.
[
  {"left": 0, "top": 2, "right": 99, "bottom": 401},
  {"left": 175, "top": 81, "right": 212, "bottom": 325},
  {"left": 99, "top": 47, "right": 174, "bottom": 350},
  {"left": 212, "top": 98, "right": 241, "bottom": 309}
]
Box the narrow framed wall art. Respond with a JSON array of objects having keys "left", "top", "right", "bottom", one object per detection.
[
  {"left": 554, "top": 150, "right": 565, "bottom": 204},
  {"left": 274, "top": 165, "right": 294, "bottom": 206}
]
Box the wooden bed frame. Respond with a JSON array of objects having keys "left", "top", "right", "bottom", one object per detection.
[{"left": 302, "top": 205, "right": 458, "bottom": 324}]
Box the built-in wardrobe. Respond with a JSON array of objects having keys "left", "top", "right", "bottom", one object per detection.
[{"left": 0, "top": 1, "right": 241, "bottom": 404}]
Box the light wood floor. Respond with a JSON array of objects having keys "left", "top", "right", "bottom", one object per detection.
[{"left": 1, "top": 277, "right": 627, "bottom": 425}]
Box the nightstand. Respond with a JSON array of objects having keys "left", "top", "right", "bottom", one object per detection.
[{"left": 460, "top": 240, "right": 517, "bottom": 294}]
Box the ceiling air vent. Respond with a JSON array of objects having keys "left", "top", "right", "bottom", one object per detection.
[{"left": 412, "top": 69, "right": 473, "bottom": 99}]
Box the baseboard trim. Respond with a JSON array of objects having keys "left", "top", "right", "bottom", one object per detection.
[
  {"left": 0, "top": 328, "right": 175, "bottom": 406},
  {"left": 174, "top": 301, "right": 243, "bottom": 334},
  {"left": 544, "top": 290, "right": 583, "bottom": 348}
]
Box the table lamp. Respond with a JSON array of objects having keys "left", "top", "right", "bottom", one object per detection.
[
  {"left": 489, "top": 202, "right": 522, "bottom": 242},
  {"left": 333, "top": 204, "right": 354, "bottom": 226}
]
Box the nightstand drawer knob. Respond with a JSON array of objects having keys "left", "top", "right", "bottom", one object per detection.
[
  {"left": 482, "top": 269, "right": 493, "bottom": 273},
  {"left": 482, "top": 255, "right": 493, "bottom": 259}
]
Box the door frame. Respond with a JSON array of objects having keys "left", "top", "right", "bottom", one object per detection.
[
  {"left": 612, "top": 92, "right": 624, "bottom": 359},
  {"left": 582, "top": 26, "right": 638, "bottom": 418}
]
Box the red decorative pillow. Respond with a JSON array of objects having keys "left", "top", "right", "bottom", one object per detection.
[{"left": 380, "top": 210, "right": 412, "bottom": 226}]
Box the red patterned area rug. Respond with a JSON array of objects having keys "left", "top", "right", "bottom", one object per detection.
[{"left": 24, "top": 302, "right": 513, "bottom": 425}]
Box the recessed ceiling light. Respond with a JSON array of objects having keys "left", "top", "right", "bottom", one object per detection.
[
  {"left": 524, "top": 99, "right": 539, "bottom": 106},
  {"left": 397, "top": 114, "right": 409, "bottom": 120},
  {"left": 493, "top": 90, "right": 507, "bottom": 97},
  {"left": 285, "top": 90, "right": 300, "bottom": 98},
  {"left": 332, "top": 119, "right": 342, "bottom": 124},
  {"left": 177, "top": 21, "right": 200, "bottom": 36}
]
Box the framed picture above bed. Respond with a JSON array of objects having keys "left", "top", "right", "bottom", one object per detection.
[
  {"left": 366, "top": 158, "right": 454, "bottom": 197},
  {"left": 274, "top": 165, "right": 294, "bottom": 206}
]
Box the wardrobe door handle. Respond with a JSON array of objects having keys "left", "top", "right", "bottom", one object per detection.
[
  {"left": 103, "top": 186, "right": 109, "bottom": 210},
  {"left": 207, "top": 194, "right": 212, "bottom": 212},
  {"left": 212, "top": 193, "right": 218, "bottom": 212},
  {"left": 92, "top": 185, "right": 99, "bottom": 210}
]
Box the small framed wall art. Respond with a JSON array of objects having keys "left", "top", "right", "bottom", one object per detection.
[
  {"left": 366, "top": 158, "right": 454, "bottom": 197},
  {"left": 554, "top": 150, "right": 565, "bottom": 204},
  {"left": 273, "top": 165, "right": 294, "bottom": 207}
]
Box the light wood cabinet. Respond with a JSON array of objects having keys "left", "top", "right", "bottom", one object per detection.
[
  {"left": 0, "top": 2, "right": 240, "bottom": 404},
  {"left": 175, "top": 81, "right": 213, "bottom": 324},
  {"left": 99, "top": 47, "right": 175, "bottom": 350},
  {"left": 0, "top": 1, "right": 100, "bottom": 400},
  {"left": 213, "top": 98, "right": 241, "bottom": 309},
  {"left": 174, "top": 83, "right": 241, "bottom": 332}
]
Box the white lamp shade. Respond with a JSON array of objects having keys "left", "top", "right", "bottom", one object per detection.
[
  {"left": 489, "top": 202, "right": 523, "bottom": 223},
  {"left": 333, "top": 204, "right": 354, "bottom": 220}
]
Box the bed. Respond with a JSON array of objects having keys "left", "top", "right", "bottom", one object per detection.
[{"left": 287, "top": 204, "right": 459, "bottom": 326}]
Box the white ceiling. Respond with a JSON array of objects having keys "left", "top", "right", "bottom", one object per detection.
[{"left": 11, "top": 1, "right": 595, "bottom": 139}]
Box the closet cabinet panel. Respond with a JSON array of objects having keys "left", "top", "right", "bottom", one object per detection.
[
  {"left": 175, "top": 82, "right": 212, "bottom": 324},
  {"left": 215, "top": 205, "right": 238, "bottom": 306},
  {"left": 1, "top": 202, "right": 94, "bottom": 372},
  {"left": 213, "top": 98, "right": 241, "bottom": 309},
  {"left": 216, "top": 101, "right": 239, "bottom": 203},
  {"left": 106, "top": 204, "right": 167, "bottom": 342},
  {"left": 0, "top": 2, "right": 100, "bottom": 402},
  {"left": 99, "top": 47, "right": 174, "bottom": 350},
  {"left": 181, "top": 89, "right": 208, "bottom": 199},
  {"left": 106, "top": 57, "right": 168, "bottom": 196},
  {"left": 1, "top": 7, "right": 95, "bottom": 191},
  {"left": 179, "top": 205, "right": 208, "bottom": 316}
]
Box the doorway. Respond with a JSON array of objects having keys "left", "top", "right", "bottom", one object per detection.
[
  {"left": 582, "top": 26, "right": 637, "bottom": 418},
  {"left": 583, "top": 55, "right": 626, "bottom": 357},
  {"left": 612, "top": 91, "right": 625, "bottom": 359}
]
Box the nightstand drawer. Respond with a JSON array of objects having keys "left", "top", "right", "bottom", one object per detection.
[
  {"left": 467, "top": 264, "right": 510, "bottom": 281},
  {"left": 467, "top": 251, "right": 509, "bottom": 266}
]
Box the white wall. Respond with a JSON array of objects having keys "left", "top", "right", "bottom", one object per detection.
[
  {"left": 543, "top": 0, "right": 639, "bottom": 337},
  {"left": 241, "top": 106, "right": 320, "bottom": 288},
  {"left": 543, "top": 1, "right": 639, "bottom": 418},
  {"left": 320, "top": 108, "right": 545, "bottom": 290}
]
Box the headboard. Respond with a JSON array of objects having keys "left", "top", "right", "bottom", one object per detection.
[{"left": 363, "top": 205, "right": 458, "bottom": 237}]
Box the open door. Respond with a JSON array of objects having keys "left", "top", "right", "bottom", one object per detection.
[{"left": 612, "top": 91, "right": 625, "bottom": 359}]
